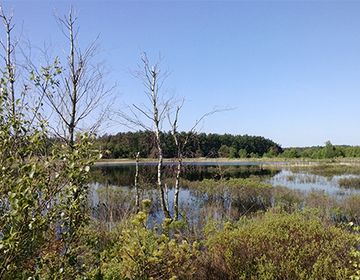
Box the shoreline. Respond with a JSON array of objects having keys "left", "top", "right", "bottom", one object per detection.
[
  {"left": 94, "top": 157, "right": 285, "bottom": 166},
  {"left": 94, "top": 157, "right": 360, "bottom": 166}
]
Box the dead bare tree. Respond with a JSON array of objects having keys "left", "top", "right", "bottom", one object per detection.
[
  {"left": 117, "top": 51, "right": 229, "bottom": 221},
  {"left": 168, "top": 101, "right": 226, "bottom": 221},
  {"left": 0, "top": 6, "right": 44, "bottom": 140},
  {"left": 168, "top": 102, "right": 183, "bottom": 221},
  {"left": 135, "top": 151, "right": 140, "bottom": 211},
  {"left": 0, "top": 5, "right": 21, "bottom": 117},
  {"left": 136, "top": 52, "right": 172, "bottom": 219},
  {"left": 116, "top": 51, "right": 172, "bottom": 219},
  {"left": 33, "top": 7, "right": 115, "bottom": 149}
]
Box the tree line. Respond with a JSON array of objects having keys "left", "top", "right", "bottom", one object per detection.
[
  {"left": 95, "top": 131, "right": 283, "bottom": 159},
  {"left": 95, "top": 133, "right": 360, "bottom": 160},
  {"left": 279, "top": 141, "right": 360, "bottom": 159}
]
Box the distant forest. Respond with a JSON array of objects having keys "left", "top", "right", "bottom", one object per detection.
[
  {"left": 95, "top": 131, "right": 282, "bottom": 159},
  {"left": 95, "top": 132, "right": 360, "bottom": 159}
]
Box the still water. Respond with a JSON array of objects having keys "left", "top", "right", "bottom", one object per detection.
[
  {"left": 267, "top": 169, "right": 360, "bottom": 196},
  {"left": 90, "top": 161, "right": 360, "bottom": 196},
  {"left": 89, "top": 162, "right": 360, "bottom": 224}
]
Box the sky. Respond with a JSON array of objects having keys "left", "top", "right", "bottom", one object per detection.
[{"left": 1, "top": 0, "right": 360, "bottom": 148}]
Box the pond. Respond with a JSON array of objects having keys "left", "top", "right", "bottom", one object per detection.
[
  {"left": 90, "top": 162, "right": 279, "bottom": 193},
  {"left": 90, "top": 161, "right": 360, "bottom": 196},
  {"left": 89, "top": 161, "right": 360, "bottom": 225}
]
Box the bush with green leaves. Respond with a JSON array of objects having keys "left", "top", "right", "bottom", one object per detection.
[
  {"left": 199, "top": 210, "right": 359, "bottom": 280},
  {"left": 0, "top": 71, "right": 100, "bottom": 279},
  {"left": 97, "top": 200, "right": 200, "bottom": 280},
  {"left": 349, "top": 222, "right": 360, "bottom": 280}
]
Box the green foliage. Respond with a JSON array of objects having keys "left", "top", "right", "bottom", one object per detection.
[
  {"left": 218, "top": 145, "right": 230, "bottom": 158},
  {"left": 228, "top": 146, "right": 237, "bottom": 159},
  {"left": 278, "top": 148, "right": 300, "bottom": 158},
  {"left": 263, "top": 147, "right": 275, "bottom": 158},
  {"left": 98, "top": 200, "right": 200, "bottom": 280},
  {"left": 238, "top": 148, "right": 247, "bottom": 158},
  {"left": 349, "top": 223, "right": 360, "bottom": 280},
  {"left": 279, "top": 142, "right": 355, "bottom": 159},
  {"left": 201, "top": 210, "right": 359, "bottom": 280},
  {"left": 250, "top": 152, "right": 260, "bottom": 158},
  {"left": 345, "top": 146, "right": 360, "bottom": 157},
  {"left": 95, "top": 132, "right": 282, "bottom": 159},
  {"left": 0, "top": 69, "right": 100, "bottom": 279},
  {"left": 272, "top": 186, "right": 304, "bottom": 212},
  {"left": 304, "top": 190, "right": 335, "bottom": 219}
]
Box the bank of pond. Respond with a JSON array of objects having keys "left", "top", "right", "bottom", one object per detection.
[{"left": 76, "top": 162, "right": 360, "bottom": 279}]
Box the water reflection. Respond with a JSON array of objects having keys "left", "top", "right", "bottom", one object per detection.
[
  {"left": 90, "top": 163, "right": 279, "bottom": 187},
  {"left": 88, "top": 162, "right": 360, "bottom": 227},
  {"left": 89, "top": 163, "right": 279, "bottom": 223},
  {"left": 267, "top": 169, "right": 360, "bottom": 196},
  {"left": 90, "top": 162, "right": 360, "bottom": 197}
]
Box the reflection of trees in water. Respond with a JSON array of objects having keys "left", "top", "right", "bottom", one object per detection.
[
  {"left": 203, "top": 165, "right": 279, "bottom": 181},
  {"left": 90, "top": 165, "right": 135, "bottom": 186},
  {"left": 90, "top": 165, "right": 160, "bottom": 188},
  {"left": 89, "top": 164, "right": 360, "bottom": 228},
  {"left": 90, "top": 164, "right": 281, "bottom": 187}
]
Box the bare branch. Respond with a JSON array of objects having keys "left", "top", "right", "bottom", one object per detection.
[
  {"left": 0, "top": 5, "right": 18, "bottom": 116},
  {"left": 189, "top": 106, "right": 233, "bottom": 133},
  {"left": 28, "top": 7, "right": 116, "bottom": 145}
]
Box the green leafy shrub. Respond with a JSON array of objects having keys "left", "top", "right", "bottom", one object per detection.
[
  {"left": 304, "top": 190, "right": 337, "bottom": 219},
  {"left": 0, "top": 70, "right": 100, "bottom": 279},
  {"left": 341, "top": 195, "right": 360, "bottom": 224},
  {"left": 99, "top": 200, "right": 200, "bottom": 280},
  {"left": 272, "top": 186, "right": 304, "bottom": 212},
  {"left": 349, "top": 222, "right": 360, "bottom": 280},
  {"left": 198, "top": 210, "right": 359, "bottom": 280}
]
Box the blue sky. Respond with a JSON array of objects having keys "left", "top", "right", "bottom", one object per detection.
[{"left": 1, "top": 1, "right": 360, "bottom": 148}]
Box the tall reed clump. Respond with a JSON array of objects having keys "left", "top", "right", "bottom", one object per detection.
[
  {"left": 340, "top": 194, "right": 360, "bottom": 224},
  {"left": 189, "top": 178, "right": 274, "bottom": 220},
  {"left": 338, "top": 177, "right": 360, "bottom": 189},
  {"left": 196, "top": 210, "right": 359, "bottom": 280}
]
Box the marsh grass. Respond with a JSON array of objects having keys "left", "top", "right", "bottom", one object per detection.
[
  {"left": 287, "top": 174, "right": 296, "bottom": 181},
  {"left": 84, "top": 177, "right": 360, "bottom": 279},
  {"left": 338, "top": 177, "right": 360, "bottom": 189},
  {"left": 188, "top": 178, "right": 274, "bottom": 220},
  {"left": 290, "top": 163, "right": 360, "bottom": 179}
]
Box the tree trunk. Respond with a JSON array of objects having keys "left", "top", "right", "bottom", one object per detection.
[
  {"left": 174, "top": 157, "right": 182, "bottom": 221},
  {"left": 134, "top": 151, "right": 140, "bottom": 212},
  {"left": 0, "top": 7, "right": 16, "bottom": 117},
  {"left": 69, "top": 9, "right": 77, "bottom": 149},
  {"left": 156, "top": 132, "right": 171, "bottom": 219},
  {"left": 150, "top": 63, "right": 171, "bottom": 220},
  {"left": 6, "top": 21, "right": 15, "bottom": 117}
]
